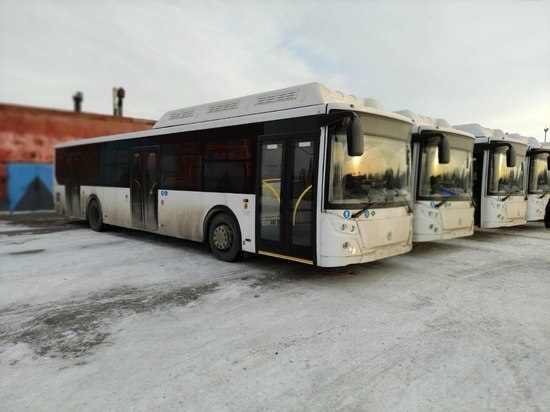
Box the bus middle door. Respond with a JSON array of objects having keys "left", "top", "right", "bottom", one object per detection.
[
  {"left": 257, "top": 134, "right": 318, "bottom": 264},
  {"left": 131, "top": 147, "right": 159, "bottom": 230}
]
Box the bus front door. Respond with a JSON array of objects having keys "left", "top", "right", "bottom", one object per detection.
[
  {"left": 257, "top": 136, "right": 317, "bottom": 264},
  {"left": 65, "top": 152, "right": 81, "bottom": 217},
  {"left": 131, "top": 147, "right": 159, "bottom": 231}
]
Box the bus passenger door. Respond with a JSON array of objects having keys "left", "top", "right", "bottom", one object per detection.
[
  {"left": 131, "top": 147, "right": 159, "bottom": 230},
  {"left": 257, "top": 135, "right": 317, "bottom": 264},
  {"left": 65, "top": 153, "right": 81, "bottom": 217}
]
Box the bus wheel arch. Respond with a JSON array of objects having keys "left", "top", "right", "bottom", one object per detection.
[
  {"left": 86, "top": 196, "right": 105, "bottom": 232},
  {"left": 204, "top": 207, "right": 243, "bottom": 262}
]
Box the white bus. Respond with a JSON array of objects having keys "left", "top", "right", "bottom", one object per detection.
[
  {"left": 54, "top": 83, "right": 414, "bottom": 267},
  {"left": 396, "top": 111, "right": 475, "bottom": 241},
  {"left": 508, "top": 135, "right": 550, "bottom": 221},
  {"left": 454, "top": 124, "right": 527, "bottom": 228}
]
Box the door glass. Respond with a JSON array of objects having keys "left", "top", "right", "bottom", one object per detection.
[
  {"left": 260, "top": 142, "right": 283, "bottom": 242},
  {"left": 65, "top": 154, "right": 81, "bottom": 216},
  {"left": 131, "top": 151, "right": 143, "bottom": 227},
  {"left": 145, "top": 151, "right": 158, "bottom": 229},
  {"left": 292, "top": 141, "right": 314, "bottom": 246}
]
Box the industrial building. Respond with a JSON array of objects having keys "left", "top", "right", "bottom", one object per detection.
[{"left": 0, "top": 103, "right": 154, "bottom": 211}]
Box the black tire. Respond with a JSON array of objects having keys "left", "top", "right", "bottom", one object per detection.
[
  {"left": 208, "top": 213, "right": 243, "bottom": 262},
  {"left": 88, "top": 199, "right": 105, "bottom": 232}
]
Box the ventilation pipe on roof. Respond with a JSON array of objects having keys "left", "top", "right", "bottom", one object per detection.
[
  {"left": 112, "top": 87, "right": 125, "bottom": 117},
  {"left": 73, "top": 91, "right": 83, "bottom": 112}
]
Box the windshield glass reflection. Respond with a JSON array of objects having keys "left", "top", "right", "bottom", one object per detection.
[
  {"left": 529, "top": 152, "right": 550, "bottom": 194},
  {"left": 488, "top": 146, "right": 525, "bottom": 195},
  {"left": 417, "top": 136, "right": 472, "bottom": 201},
  {"left": 328, "top": 115, "right": 411, "bottom": 207}
]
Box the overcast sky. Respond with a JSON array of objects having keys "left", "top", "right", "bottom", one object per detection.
[{"left": 1, "top": 0, "right": 549, "bottom": 140}]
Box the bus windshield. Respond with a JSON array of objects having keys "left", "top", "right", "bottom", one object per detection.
[
  {"left": 488, "top": 146, "right": 525, "bottom": 196},
  {"left": 417, "top": 135, "right": 473, "bottom": 201},
  {"left": 327, "top": 113, "right": 411, "bottom": 208},
  {"left": 528, "top": 152, "right": 550, "bottom": 194}
]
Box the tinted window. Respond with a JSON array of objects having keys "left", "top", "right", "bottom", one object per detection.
[
  {"left": 161, "top": 133, "right": 202, "bottom": 190},
  {"left": 55, "top": 148, "right": 66, "bottom": 184},
  {"left": 203, "top": 125, "right": 254, "bottom": 193},
  {"left": 102, "top": 141, "right": 130, "bottom": 187},
  {"left": 81, "top": 144, "right": 100, "bottom": 185}
]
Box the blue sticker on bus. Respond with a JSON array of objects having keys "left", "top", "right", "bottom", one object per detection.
[
  {"left": 430, "top": 201, "right": 436, "bottom": 208},
  {"left": 343, "top": 210, "right": 351, "bottom": 219},
  {"left": 364, "top": 210, "right": 370, "bottom": 218}
]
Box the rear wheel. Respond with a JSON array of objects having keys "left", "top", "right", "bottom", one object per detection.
[
  {"left": 88, "top": 199, "right": 105, "bottom": 232},
  {"left": 208, "top": 213, "right": 243, "bottom": 262}
]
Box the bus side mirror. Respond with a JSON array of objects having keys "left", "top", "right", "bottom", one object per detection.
[
  {"left": 438, "top": 135, "right": 450, "bottom": 164},
  {"left": 506, "top": 145, "right": 516, "bottom": 168},
  {"left": 347, "top": 115, "right": 364, "bottom": 157}
]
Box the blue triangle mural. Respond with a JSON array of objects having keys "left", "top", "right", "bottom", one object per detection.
[{"left": 7, "top": 163, "right": 54, "bottom": 211}]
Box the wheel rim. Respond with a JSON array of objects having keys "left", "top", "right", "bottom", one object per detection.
[{"left": 212, "top": 224, "right": 232, "bottom": 251}]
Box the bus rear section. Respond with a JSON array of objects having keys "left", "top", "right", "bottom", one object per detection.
[{"left": 454, "top": 124, "right": 528, "bottom": 229}]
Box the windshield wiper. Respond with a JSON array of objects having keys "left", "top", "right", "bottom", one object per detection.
[
  {"left": 434, "top": 187, "right": 460, "bottom": 208},
  {"left": 393, "top": 190, "right": 413, "bottom": 214},
  {"left": 351, "top": 203, "right": 379, "bottom": 219},
  {"left": 500, "top": 195, "right": 511, "bottom": 201}
]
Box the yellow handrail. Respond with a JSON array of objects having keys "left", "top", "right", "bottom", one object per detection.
[
  {"left": 262, "top": 179, "right": 281, "bottom": 203},
  {"left": 293, "top": 185, "right": 312, "bottom": 225}
]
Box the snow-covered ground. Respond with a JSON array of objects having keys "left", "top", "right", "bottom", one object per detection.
[{"left": 1, "top": 213, "right": 549, "bottom": 411}]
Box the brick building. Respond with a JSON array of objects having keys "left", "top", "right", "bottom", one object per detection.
[{"left": 0, "top": 104, "right": 155, "bottom": 210}]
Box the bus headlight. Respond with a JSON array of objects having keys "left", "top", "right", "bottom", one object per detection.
[
  {"left": 342, "top": 241, "right": 357, "bottom": 254},
  {"left": 490, "top": 200, "right": 505, "bottom": 209},
  {"left": 421, "top": 208, "right": 440, "bottom": 219},
  {"left": 339, "top": 223, "right": 356, "bottom": 233}
]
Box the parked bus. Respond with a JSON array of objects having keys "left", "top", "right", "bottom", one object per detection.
[
  {"left": 396, "top": 111, "right": 475, "bottom": 241},
  {"left": 54, "top": 83, "right": 414, "bottom": 267},
  {"left": 453, "top": 124, "right": 527, "bottom": 228},
  {"left": 508, "top": 134, "right": 550, "bottom": 221}
]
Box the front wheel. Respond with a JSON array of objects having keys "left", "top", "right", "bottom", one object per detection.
[
  {"left": 88, "top": 199, "right": 105, "bottom": 232},
  {"left": 208, "top": 213, "right": 243, "bottom": 262}
]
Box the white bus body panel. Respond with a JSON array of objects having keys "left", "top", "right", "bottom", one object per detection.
[
  {"left": 157, "top": 191, "right": 256, "bottom": 253},
  {"left": 57, "top": 185, "right": 257, "bottom": 253},
  {"left": 413, "top": 201, "right": 474, "bottom": 242},
  {"left": 526, "top": 194, "right": 550, "bottom": 221},
  {"left": 85, "top": 186, "right": 131, "bottom": 226},
  {"left": 480, "top": 195, "right": 527, "bottom": 228},
  {"left": 318, "top": 207, "right": 412, "bottom": 267}
]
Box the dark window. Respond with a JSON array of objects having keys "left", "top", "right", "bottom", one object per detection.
[
  {"left": 101, "top": 141, "right": 130, "bottom": 187},
  {"left": 160, "top": 124, "right": 256, "bottom": 194},
  {"left": 116, "top": 148, "right": 130, "bottom": 186},
  {"left": 161, "top": 133, "right": 202, "bottom": 191},
  {"left": 203, "top": 125, "right": 255, "bottom": 193},
  {"left": 55, "top": 148, "right": 66, "bottom": 184},
  {"left": 81, "top": 144, "right": 100, "bottom": 185}
]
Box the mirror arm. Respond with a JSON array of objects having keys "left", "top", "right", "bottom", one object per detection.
[{"left": 317, "top": 111, "right": 357, "bottom": 127}]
